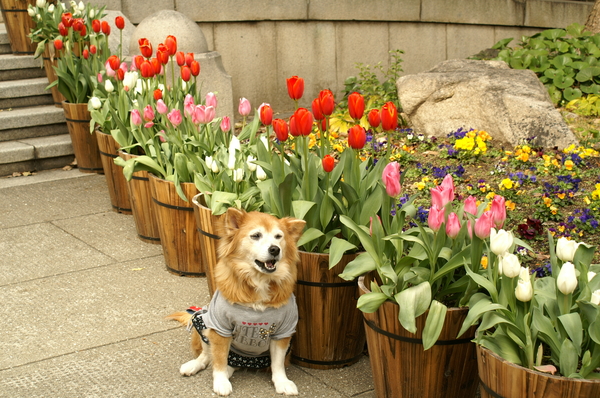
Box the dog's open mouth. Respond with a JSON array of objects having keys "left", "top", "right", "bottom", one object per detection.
[{"left": 255, "top": 259, "right": 278, "bottom": 273}]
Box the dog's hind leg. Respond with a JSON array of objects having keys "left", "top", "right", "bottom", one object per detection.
[
  {"left": 270, "top": 337, "right": 298, "bottom": 395},
  {"left": 180, "top": 330, "right": 211, "bottom": 376},
  {"left": 206, "top": 329, "right": 234, "bottom": 396}
]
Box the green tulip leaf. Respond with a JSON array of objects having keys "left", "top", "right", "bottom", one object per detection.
[
  {"left": 338, "top": 252, "right": 377, "bottom": 281},
  {"left": 357, "top": 292, "right": 388, "bottom": 313},
  {"left": 297, "top": 227, "right": 324, "bottom": 248},
  {"left": 558, "top": 313, "right": 583, "bottom": 356},
  {"left": 395, "top": 281, "right": 432, "bottom": 334},
  {"left": 559, "top": 339, "right": 578, "bottom": 378},
  {"left": 458, "top": 295, "right": 506, "bottom": 337},
  {"left": 328, "top": 237, "right": 357, "bottom": 270},
  {"left": 422, "top": 300, "right": 447, "bottom": 350}
]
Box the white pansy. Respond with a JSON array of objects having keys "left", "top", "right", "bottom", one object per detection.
[
  {"left": 256, "top": 165, "right": 267, "bottom": 181},
  {"left": 500, "top": 253, "right": 521, "bottom": 278},
  {"left": 105, "top": 80, "right": 114, "bottom": 93},
  {"left": 89, "top": 97, "right": 101, "bottom": 110},
  {"left": 246, "top": 155, "right": 257, "bottom": 172},
  {"left": 490, "top": 228, "right": 514, "bottom": 256},
  {"left": 556, "top": 262, "right": 578, "bottom": 295}
]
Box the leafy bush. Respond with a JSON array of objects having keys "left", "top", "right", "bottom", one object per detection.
[{"left": 483, "top": 23, "right": 600, "bottom": 106}]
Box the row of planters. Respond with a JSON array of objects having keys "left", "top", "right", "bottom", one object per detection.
[{"left": 24, "top": 1, "right": 600, "bottom": 396}]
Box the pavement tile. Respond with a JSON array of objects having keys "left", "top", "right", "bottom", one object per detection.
[
  {"left": 0, "top": 174, "right": 111, "bottom": 229},
  {"left": 0, "top": 222, "right": 114, "bottom": 286},
  {"left": 299, "top": 355, "right": 375, "bottom": 397},
  {"left": 0, "top": 256, "right": 210, "bottom": 370},
  {"left": 52, "top": 212, "right": 163, "bottom": 262}
]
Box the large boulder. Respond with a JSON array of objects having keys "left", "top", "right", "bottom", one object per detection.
[{"left": 397, "top": 59, "right": 578, "bottom": 149}]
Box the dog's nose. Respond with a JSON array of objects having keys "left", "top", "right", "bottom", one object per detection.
[{"left": 268, "top": 245, "right": 280, "bottom": 257}]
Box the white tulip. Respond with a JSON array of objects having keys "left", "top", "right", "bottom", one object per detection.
[
  {"left": 557, "top": 262, "right": 578, "bottom": 295},
  {"left": 515, "top": 278, "right": 533, "bottom": 302},
  {"left": 591, "top": 290, "right": 600, "bottom": 306},
  {"left": 501, "top": 253, "right": 521, "bottom": 278},
  {"left": 229, "top": 135, "right": 241, "bottom": 151},
  {"left": 588, "top": 271, "right": 596, "bottom": 282},
  {"left": 122, "top": 71, "right": 138, "bottom": 92},
  {"left": 48, "top": 4, "right": 54, "bottom": 12},
  {"left": 211, "top": 161, "right": 219, "bottom": 173},
  {"left": 105, "top": 80, "right": 114, "bottom": 93},
  {"left": 490, "top": 228, "right": 514, "bottom": 256},
  {"left": 88, "top": 8, "right": 94, "bottom": 18},
  {"left": 27, "top": 6, "right": 35, "bottom": 17},
  {"left": 89, "top": 96, "right": 101, "bottom": 110},
  {"left": 556, "top": 237, "right": 580, "bottom": 263},
  {"left": 233, "top": 168, "right": 244, "bottom": 183},
  {"left": 246, "top": 155, "right": 257, "bottom": 172},
  {"left": 36, "top": 0, "right": 46, "bottom": 8},
  {"left": 78, "top": 1, "right": 84, "bottom": 11},
  {"left": 256, "top": 165, "right": 267, "bottom": 181},
  {"left": 205, "top": 156, "right": 214, "bottom": 168}
]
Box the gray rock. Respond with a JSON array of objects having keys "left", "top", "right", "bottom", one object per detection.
[
  {"left": 397, "top": 59, "right": 578, "bottom": 149},
  {"left": 102, "top": 10, "right": 135, "bottom": 57}
]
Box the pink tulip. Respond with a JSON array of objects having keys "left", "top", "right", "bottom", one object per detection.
[
  {"left": 143, "top": 105, "right": 154, "bottom": 122},
  {"left": 428, "top": 205, "right": 444, "bottom": 232},
  {"left": 474, "top": 211, "right": 494, "bottom": 239},
  {"left": 144, "top": 122, "right": 154, "bottom": 128},
  {"left": 184, "top": 94, "right": 195, "bottom": 117},
  {"left": 193, "top": 105, "right": 215, "bottom": 124},
  {"left": 464, "top": 195, "right": 477, "bottom": 216},
  {"left": 491, "top": 195, "right": 507, "bottom": 229},
  {"left": 220, "top": 116, "right": 231, "bottom": 132},
  {"left": 156, "top": 99, "right": 168, "bottom": 115},
  {"left": 382, "top": 162, "right": 401, "bottom": 198},
  {"left": 158, "top": 130, "right": 167, "bottom": 143},
  {"left": 238, "top": 97, "right": 251, "bottom": 116},
  {"left": 131, "top": 109, "right": 142, "bottom": 126},
  {"left": 430, "top": 174, "right": 455, "bottom": 208},
  {"left": 167, "top": 109, "right": 182, "bottom": 126},
  {"left": 205, "top": 92, "right": 218, "bottom": 109},
  {"left": 97, "top": 73, "right": 103, "bottom": 83},
  {"left": 445, "top": 212, "right": 461, "bottom": 239},
  {"left": 105, "top": 61, "right": 115, "bottom": 77},
  {"left": 119, "top": 62, "right": 128, "bottom": 75}
]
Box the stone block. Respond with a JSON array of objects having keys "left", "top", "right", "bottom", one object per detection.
[
  {"left": 122, "top": 0, "right": 175, "bottom": 24},
  {"left": 421, "top": 0, "right": 525, "bottom": 26},
  {"left": 176, "top": 0, "right": 307, "bottom": 22},
  {"left": 0, "top": 141, "right": 34, "bottom": 164},
  {"left": 308, "top": 0, "right": 420, "bottom": 21},
  {"left": 0, "top": 105, "right": 65, "bottom": 131},
  {"left": 195, "top": 51, "right": 234, "bottom": 121},
  {"left": 276, "top": 21, "right": 338, "bottom": 111},
  {"left": 213, "top": 22, "right": 279, "bottom": 113},
  {"left": 91, "top": 0, "right": 122, "bottom": 12},
  {"left": 198, "top": 23, "right": 216, "bottom": 51},
  {"left": 525, "top": 0, "right": 593, "bottom": 29},
  {"left": 21, "top": 134, "right": 73, "bottom": 159},
  {"left": 447, "top": 25, "right": 496, "bottom": 60},
  {"left": 389, "top": 22, "right": 447, "bottom": 76}
]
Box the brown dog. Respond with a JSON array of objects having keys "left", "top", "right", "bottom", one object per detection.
[{"left": 168, "top": 208, "right": 305, "bottom": 396}]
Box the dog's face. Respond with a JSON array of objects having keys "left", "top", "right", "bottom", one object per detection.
[{"left": 219, "top": 208, "right": 306, "bottom": 276}]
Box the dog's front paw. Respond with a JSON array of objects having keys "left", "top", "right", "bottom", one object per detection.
[
  {"left": 179, "top": 359, "right": 205, "bottom": 376},
  {"left": 273, "top": 378, "right": 298, "bottom": 396},
  {"left": 213, "top": 372, "right": 233, "bottom": 396}
]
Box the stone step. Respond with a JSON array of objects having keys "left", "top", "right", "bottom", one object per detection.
[
  {"left": 0, "top": 104, "right": 67, "bottom": 142},
  {"left": 0, "top": 52, "right": 45, "bottom": 81},
  {"left": 0, "top": 77, "right": 53, "bottom": 108},
  {"left": 0, "top": 23, "right": 10, "bottom": 55},
  {"left": 0, "top": 133, "right": 74, "bottom": 176}
]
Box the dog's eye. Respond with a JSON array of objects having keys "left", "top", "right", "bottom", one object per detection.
[
  {"left": 250, "top": 232, "right": 262, "bottom": 240},
  {"left": 275, "top": 234, "right": 283, "bottom": 240}
]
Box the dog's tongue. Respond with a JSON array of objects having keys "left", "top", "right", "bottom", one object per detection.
[{"left": 265, "top": 260, "right": 276, "bottom": 270}]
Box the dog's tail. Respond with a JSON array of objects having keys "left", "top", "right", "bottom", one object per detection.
[{"left": 166, "top": 311, "right": 193, "bottom": 326}]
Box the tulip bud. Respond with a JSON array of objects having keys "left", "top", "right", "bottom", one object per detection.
[
  {"left": 143, "top": 105, "right": 155, "bottom": 122},
  {"left": 501, "top": 253, "right": 521, "bottom": 278},
  {"left": 557, "top": 262, "right": 578, "bottom": 295},
  {"left": 238, "top": 97, "right": 251, "bottom": 117},
  {"left": 464, "top": 195, "right": 477, "bottom": 215},
  {"left": 190, "top": 60, "right": 200, "bottom": 77},
  {"left": 556, "top": 237, "right": 580, "bottom": 263},
  {"left": 445, "top": 213, "right": 461, "bottom": 239},
  {"left": 233, "top": 168, "right": 244, "bottom": 183},
  {"left": 246, "top": 155, "right": 257, "bottom": 172},
  {"left": 588, "top": 271, "right": 597, "bottom": 282},
  {"left": 491, "top": 195, "right": 507, "bottom": 229},
  {"left": 167, "top": 109, "right": 182, "bottom": 127},
  {"left": 319, "top": 89, "right": 335, "bottom": 116},
  {"left": 515, "top": 268, "right": 533, "bottom": 302},
  {"left": 259, "top": 103, "right": 273, "bottom": 126},
  {"left": 36, "top": 0, "right": 46, "bottom": 8},
  {"left": 205, "top": 92, "right": 218, "bottom": 109},
  {"left": 256, "top": 165, "right": 267, "bottom": 181},
  {"left": 592, "top": 290, "right": 600, "bottom": 306},
  {"left": 273, "top": 118, "right": 288, "bottom": 142},
  {"left": 180, "top": 65, "right": 191, "bottom": 82},
  {"left": 368, "top": 109, "right": 381, "bottom": 128},
  {"left": 347, "top": 124, "right": 367, "bottom": 149},
  {"left": 322, "top": 155, "right": 335, "bottom": 173},
  {"left": 153, "top": 89, "right": 162, "bottom": 101},
  {"left": 382, "top": 162, "right": 401, "bottom": 198},
  {"left": 428, "top": 205, "right": 444, "bottom": 232},
  {"left": 381, "top": 101, "right": 398, "bottom": 131},
  {"left": 286, "top": 75, "right": 304, "bottom": 101},
  {"left": 311, "top": 98, "right": 324, "bottom": 121},
  {"left": 115, "top": 16, "right": 125, "bottom": 30},
  {"left": 89, "top": 96, "right": 101, "bottom": 110},
  {"left": 490, "top": 228, "right": 514, "bottom": 256},
  {"left": 220, "top": 116, "right": 231, "bottom": 133},
  {"left": 131, "top": 109, "right": 142, "bottom": 126},
  {"left": 156, "top": 99, "right": 168, "bottom": 115},
  {"left": 105, "top": 80, "right": 114, "bottom": 93},
  {"left": 53, "top": 38, "right": 63, "bottom": 50},
  {"left": 474, "top": 211, "right": 494, "bottom": 239},
  {"left": 28, "top": 7, "right": 35, "bottom": 17},
  {"left": 348, "top": 92, "right": 365, "bottom": 120}
]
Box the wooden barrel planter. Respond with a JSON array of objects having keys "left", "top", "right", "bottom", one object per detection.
[
  {"left": 96, "top": 131, "right": 131, "bottom": 214},
  {"left": 149, "top": 174, "right": 204, "bottom": 276},
  {"left": 119, "top": 152, "right": 161, "bottom": 244},
  {"left": 42, "top": 43, "right": 66, "bottom": 107},
  {"left": 62, "top": 101, "right": 103, "bottom": 174},
  {"left": 477, "top": 346, "right": 600, "bottom": 398},
  {"left": 358, "top": 271, "right": 478, "bottom": 398},
  {"left": 0, "top": 0, "right": 36, "bottom": 55},
  {"left": 291, "top": 251, "right": 366, "bottom": 370},
  {"left": 192, "top": 193, "right": 224, "bottom": 296}
]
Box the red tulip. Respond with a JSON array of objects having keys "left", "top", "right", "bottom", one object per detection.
[
  {"left": 90, "top": 45, "right": 97, "bottom": 55},
  {"left": 289, "top": 108, "right": 313, "bottom": 137},
  {"left": 92, "top": 19, "right": 101, "bottom": 33},
  {"left": 151, "top": 57, "right": 162, "bottom": 75},
  {"left": 82, "top": 48, "right": 89, "bottom": 59},
  {"left": 175, "top": 51, "right": 185, "bottom": 66},
  {"left": 72, "top": 18, "right": 84, "bottom": 32},
  {"left": 116, "top": 67, "right": 125, "bottom": 81},
  {"left": 164, "top": 35, "right": 177, "bottom": 56},
  {"left": 190, "top": 60, "right": 200, "bottom": 77},
  {"left": 153, "top": 89, "right": 162, "bottom": 101},
  {"left": 318, "top": 89, "right": 335, "bottom": 116},
  {"left": 53, "top": 38, "right": 63, "bottom": 50},
  {"left": 348, "top": 92, "right": 364, "bottom": 120},
  {"left": 133, "top": 55, "right": 144, "bottom": 70},
  {"left": 115, "top": 16, "right": 125, "bottom": 30},
  {"left": 180, "top": 65, "right": 191, "bottom": 82},
  {"left": 139, "top": 60, "right": 154, "bottom": 78},
  {"left": 286, "top": 76, "right": 304, "bottom": 101},
  {"left": 273, "top": 118, "right": 289, "bottom": 142},
  {"left": 61, "top": 13, "right": 73, "bottom": 28},
  {"left": 107, "top": 55, "right": 120, "bottom": 71},
  {"left": 381, "top": 101, "right": 398, "bottom": 131},
  {"left": 58, "top": 22, "right": 68, "bottom": 37},
  {"left": 322, "top": 155, "right": 335, "bottom": 173},
  {"left": 156, "top": 44, "right": 169, "bottom": 65},
  {"left": 185, "top": 52, "right": 194, "bottom": 67},
  {"left": 138, "top": 38, "right": 152, "bottom": 58},
  {"left": 101, "top": 20, "right": 110, "bottom": 36},
  {"left": 347, "top": 124, "right": 366, "bottom": 149},
  {"left": 368, "top": 109, "right": 381, "bottom": 128},
  {"left": 311, "top": 98, "right": 324, "bottom": 121},
  {"left": 259, "top": 103, "right": 273, "bottom": 126},
  {"left": 79, "top": 24, "right": 87, "bottom": 37}
]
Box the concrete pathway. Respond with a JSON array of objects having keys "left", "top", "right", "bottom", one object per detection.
[{"left": 0, "top": 169, "right": 375, "bottom": 398}]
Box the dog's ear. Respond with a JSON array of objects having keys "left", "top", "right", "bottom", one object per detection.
[
  {"left": 282, "top": 218, "right": 306, "bottom": 243},
  {"left": 224, "top": 207, "right": 245, "bottom": 233}
]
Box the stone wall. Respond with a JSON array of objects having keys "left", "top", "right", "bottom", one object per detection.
[{"left": 93, "top": 0, "right": 593, "bottom": 112}]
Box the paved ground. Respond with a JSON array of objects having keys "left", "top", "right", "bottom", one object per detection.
[{"left": 0, "top": 169, "right": 375, "bottom": 398}]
